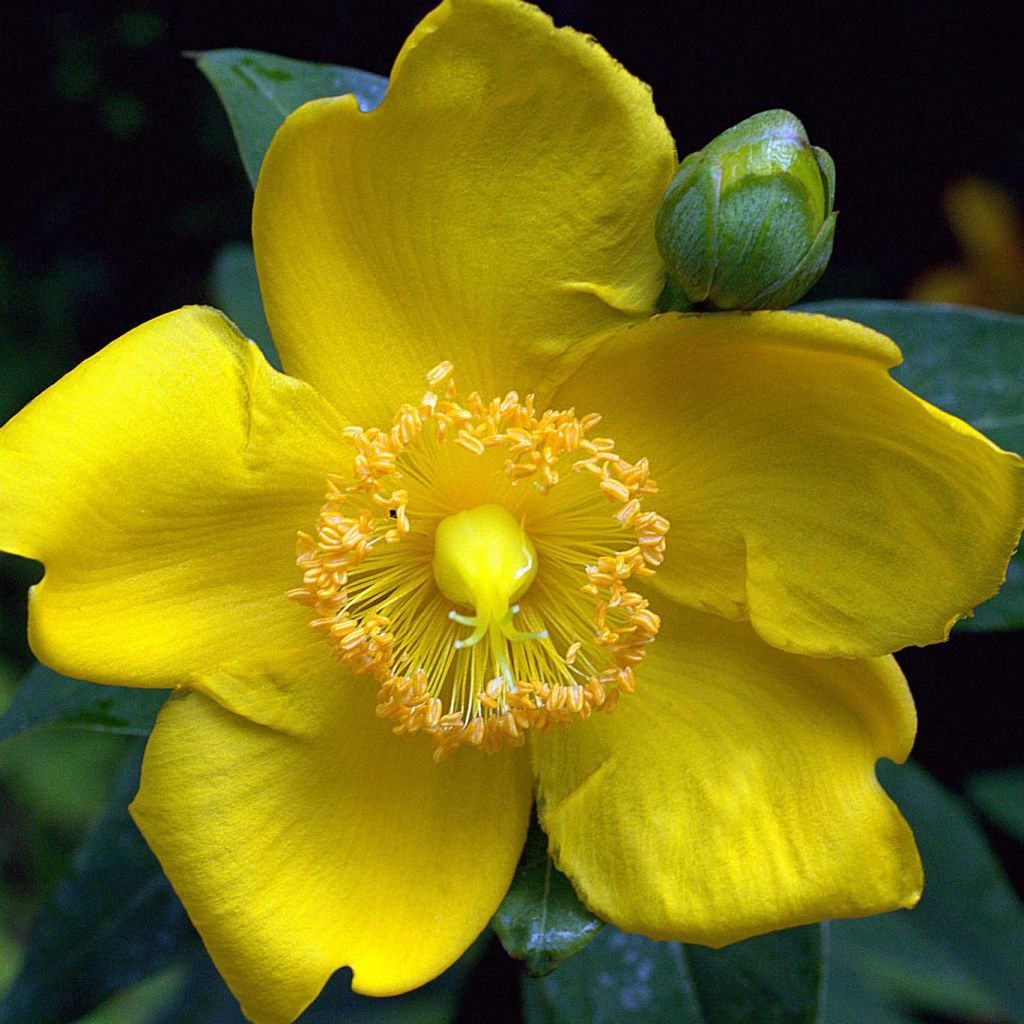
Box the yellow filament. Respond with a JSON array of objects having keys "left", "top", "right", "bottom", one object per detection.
[{"left": 289, "top": 364, "right": 669, "bottom": 760}]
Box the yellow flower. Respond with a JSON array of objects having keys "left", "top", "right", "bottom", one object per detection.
[
  {"left": 910, "top": 177, "right": 1024, "bottom": 313},
  {"left": 1, "top": 2, "right": 1022, "bottom": 1023}
]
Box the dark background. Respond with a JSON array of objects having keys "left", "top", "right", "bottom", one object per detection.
[
  {"left": 4, "top": 0, "right": 1024, "bottom": 351},
  {"left": 2, "top": 0, "right": 1021, "bottom": 892}
]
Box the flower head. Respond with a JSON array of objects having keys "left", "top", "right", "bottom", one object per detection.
[{"left": 1, "top": 2, "right": 1022, "bottom": 1023}]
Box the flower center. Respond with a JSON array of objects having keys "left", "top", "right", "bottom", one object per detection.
[
  {"left": 289, "top": 362, "right": 669, "bottom": 760},
  {"left": 433, "top": 503, "right": 547, "bottom": 684}
]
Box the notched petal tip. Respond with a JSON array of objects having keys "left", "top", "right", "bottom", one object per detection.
[
  {"left": 252, "top": 0, "right": 676, "bottom": 423},
  {"left": 132, "top": 681, "right": 531, "bottom": 1024},
  {"left": 556, "top": 312, "right": 1024, "bottom": 659},
  {"left": 533, "top": 607, "right": 923, "bottom": 947},
  {"left": 0, "top": 305, "right": 344, "bottom": 691}
]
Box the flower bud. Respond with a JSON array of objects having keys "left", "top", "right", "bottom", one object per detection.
[{"left": 656, "top": 110, "right": 836, "bottom": 311}]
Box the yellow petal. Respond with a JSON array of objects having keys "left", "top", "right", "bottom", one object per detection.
[
  {"left": 130, "top": 644, "right": 532, "bottom": 1024},
  {"left": 909, "top": 265, "right": 982, "bottom": 307},
  {"left": 556, "top": 311, "right": 1024, "bottom": 657},
  {"left": 945, "top": 177, "right": 1024, "bottom": 269},
  {"left": 253, "top": 0, "right": 677, "bottom": 424},
  {"left": 0, "top": 306, "right": 346, "bottom": 688},
  {"left": 533, "top": 603, "right": 921, "bottom": 946}
]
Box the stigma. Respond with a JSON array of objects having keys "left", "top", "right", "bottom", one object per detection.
[
  {"left": 289, "top": 363, "right": 669, "bottom": 760},
  {"left": 434, "top": 503, "right": 548, "bottom": 677}
]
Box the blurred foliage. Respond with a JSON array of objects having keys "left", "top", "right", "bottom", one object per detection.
[
  {"left": 0, "top": 743, "right": 191, "bottom": 1024},
  {"left": 970, "top": 770, "right": 1024, "bottom": 844},
  {"left": 0, "top": 663, "right": 166, "bottom": 743}
]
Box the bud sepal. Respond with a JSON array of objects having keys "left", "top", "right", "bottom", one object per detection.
[{"left": 656, "top": 109, "right": 837, "bottom": 311}]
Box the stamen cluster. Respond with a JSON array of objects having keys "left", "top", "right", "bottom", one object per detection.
[{"left": 289, "top": 363, "right": 669, "bottom": 759}]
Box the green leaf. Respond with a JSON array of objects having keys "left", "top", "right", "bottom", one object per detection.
[
  {"left": 827, "top": 912, "right": 1002, "bottom": 1021},
  {"left": 492, "top": 817, "right": 602, "bottom": 976},
  {"left": 522, "top": 927, "right": 701, "bottom": 1024},
  {"left": 0, "top": 661, "right": 167, "bottom": 742},
  {"left": 196, "top": 49, "right": 387, "bottom": 188},
  {"left": 153, "top": 933, "right": 486, "bottom": 1024},
  {"left": 684, "top": 926, "right": 825, "bottom": 1023},
  {"left": 522, "top": 923, "right": 825, "bottom": 1024},
  {"left": 0, "top": 728, "right": 131, "bottom": 833},
  {"left": 0, "top": 741, "right": 193, "bottom": 1024},
  {"left": 148, "top": 952, "right": 242, "bottom": 1024},
  {"left": 798, "top": 299, "right": 1024, "bottom": 631},
  {"left": 848, "top": 760, "right": 1024, "bottom": 1023},
  {"left": 77, "top": 969, "right": 184, "bottom": 1024},
  {"left": 208, "top": 241, "right": 278, "bottom": 369},
  {"left": 819, "top": 946, "right": 917, "bottom": 1024},
  {"left": 969, "top": 768, "right": 1024, "bottom": 842}
]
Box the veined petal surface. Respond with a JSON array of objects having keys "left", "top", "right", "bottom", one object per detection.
[
  {"left": 131, "top": 644, "right": 532, "bottom": 1024},
  {"left": 555, "top": 311, "right": 1024, "bottom": 657},
  {"left": 0, "top": 306, "right": 345, "bottom": 688},
  {"left": 253, "top": 0, "right": 677, "bottom": 424},
  {"left": 533, "top": 603, "right": 921, "bottom": 946}
]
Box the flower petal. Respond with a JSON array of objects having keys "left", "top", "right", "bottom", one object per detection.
[
  {"left": 130, "top": 644, "right": 532, "bottom": 1024},
  {"left": 0, "top": 306, "right": 346, "bottom": 688},
  {"left": 533, "top": 603, "right": 921, "bottom": 947},
  {"left": 555, "top": 311, "right": 1024, "bottom": 657},
  {"left": 253, "top": 0, "right": 677, "bottom": 424}
]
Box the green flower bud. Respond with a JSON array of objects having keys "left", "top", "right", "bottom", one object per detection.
[{"left": 656, "top": 110, "right": 837, "bottom": 311}]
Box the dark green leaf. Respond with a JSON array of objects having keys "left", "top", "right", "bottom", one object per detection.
[
  {"left": 969, "top": 768, "right": 1024, "bottom": 841},
  {"left": 493, "top": 817, "right": 602, "bottom": 976},
  {"left": 149, "top": 951, "right": 243, "bottom": 1024},
  {"left": 0, "top": 661, "right": 167, "bottom": 742},
  {"left": 865, "top": 760, "right": 1024, "bottom": 1022},
  {"left": 71, "top": 969, "right": 183, "bottom": 1024},
  {"left": 208, "top": 241, "right": 278, "bottom": 369},
  {"left": 685, "top": 926, "right": 825, "bottom": 1024},
  {"left": 827, "top": 911, "right": 1002, "bottom": 1021},
  {"left": 196, "top": 49, "right": 387, "bottom": 187},
  {"left": 0, "top": 728, "right": 131, "bottom": 835},
  {"left": 522, "top": 927, "right": 702, "bottom": 1024},
  {"left": 819, "top": 941, "right": 917, "bottom": 1024},
  {"left": 823, "top": 761, "right": 1024, "bottom": 1021},
  {"left": 798, "top": 299, "right": 1024, "bottom": 631},
  {"left": 0, "top": 741, "right": 193, "bottom": 1024},
  {"left": 154, "top": 934, "right": 486, "bottom": 1024},
  {"left": 522, "top": 923, "right": 825, "bottom": 1024}
]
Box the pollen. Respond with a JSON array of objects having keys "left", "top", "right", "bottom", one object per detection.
[{"left": 289, "top": 364, "right": 669, "bottom": 760}]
